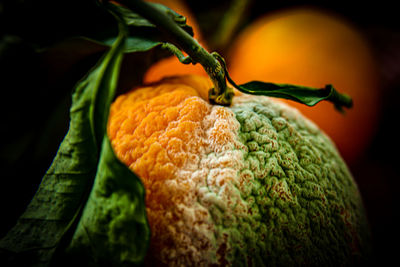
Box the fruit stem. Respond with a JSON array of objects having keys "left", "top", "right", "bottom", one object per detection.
[{"left": 115, "top": 0, "right": 234, "bottom": 106}]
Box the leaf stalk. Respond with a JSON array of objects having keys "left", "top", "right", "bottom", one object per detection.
[{"left": 115, "top": 0, "right": 233, "bottom": 105}]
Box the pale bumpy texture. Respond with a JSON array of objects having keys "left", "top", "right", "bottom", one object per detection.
[{"left": 108, "top": 75, "right": 370, "bottom": 266}]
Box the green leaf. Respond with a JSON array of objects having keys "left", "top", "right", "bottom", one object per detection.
[
  {"left": 211, "top": 52, "right": 353, "bottom": 111},
  {"left": 102, "top": 1, "right": 194, "bottom": 53},
  {"left": 102, "top": 35, "right": 162, "bottom": 53},
  {"left": 64, "top": 137, "right": 149, "bottom": 266},
  {"left": 0, "top": 10, "right": 128, "bottom": 267},
  {"left": 110, "top": 2, "right": 193, "bottom": 35},
  {"left": 236, "top": 82, "right": 353, "bottom": 111}
]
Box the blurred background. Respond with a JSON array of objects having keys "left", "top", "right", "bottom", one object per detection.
[{"left": 1, "top": 0, "right": 399, "bottom": 265}]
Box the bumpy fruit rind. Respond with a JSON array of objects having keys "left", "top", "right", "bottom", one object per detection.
[{"left": 106, "top": 75, "right": 371, "bottom": 266}]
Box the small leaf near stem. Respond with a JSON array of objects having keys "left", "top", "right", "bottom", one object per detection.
[
  {"left": 237, "top": 82, "right": 353, "bottom": 112},
  {"left": 213, "top": 52, "right": 353, "bottom": 112}
]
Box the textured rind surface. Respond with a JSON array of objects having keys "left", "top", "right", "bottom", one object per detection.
[{"left": 108, "top": 75, "right": 370, "bottom": 266}]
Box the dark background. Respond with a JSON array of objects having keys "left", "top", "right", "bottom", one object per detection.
[{"left": 1, "top": 0, "right": 399, "bottom": 265}]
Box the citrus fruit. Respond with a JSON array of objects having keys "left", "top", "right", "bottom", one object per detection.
[
  {"left": 107, "top": 75, "right": 371, "bottom": 266},
  {"left": 227, "top": 8, "right": 380, "bottom": 165},
  {"left": 143, "top": 0, "right": 208, "bottom": 83}
]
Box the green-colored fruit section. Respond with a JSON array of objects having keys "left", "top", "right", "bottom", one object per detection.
[{"left": 210, "top": 96, "right": 371, "bottom": 266}]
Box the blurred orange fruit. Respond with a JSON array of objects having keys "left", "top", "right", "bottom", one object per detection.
[
  {"left": 143, "top": 0, "right": 208, "bottom": 83},
  {"left": 227, "top": 7, "right": 381, "bottom": 165}
]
